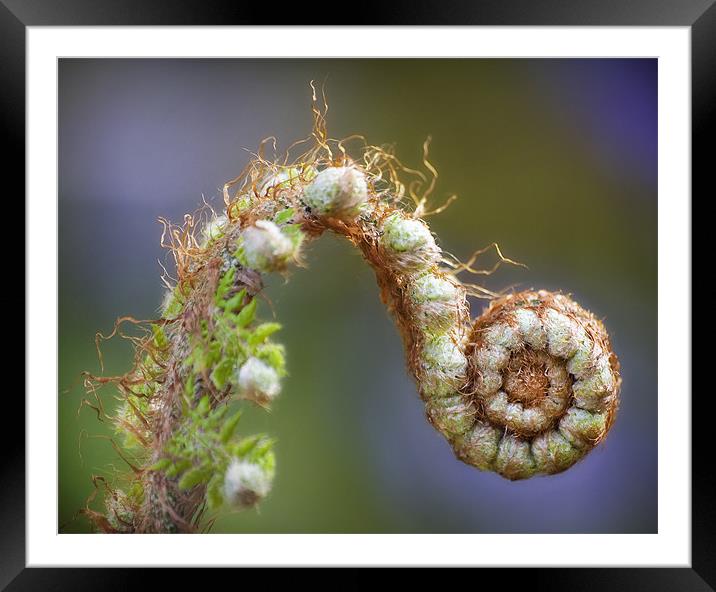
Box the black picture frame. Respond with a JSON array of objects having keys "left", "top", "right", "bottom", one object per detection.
[{"left": 6, "top": 1, "right": 704, "bottom": 588}]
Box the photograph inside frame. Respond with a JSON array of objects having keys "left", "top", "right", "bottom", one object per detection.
[{"left": 57, "top": 58, "right": 657, "bottom": 535}]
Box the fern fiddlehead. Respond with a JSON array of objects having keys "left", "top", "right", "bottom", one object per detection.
[{"left": 81, "top": 95, "right": 621, "bottom": 533}]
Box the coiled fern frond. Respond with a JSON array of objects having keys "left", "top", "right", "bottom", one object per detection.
[{"left": 81, "top": 90, "right": 620, "bottom": 533}]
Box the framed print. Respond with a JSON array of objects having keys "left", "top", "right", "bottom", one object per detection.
[{"left": 7, "top": 0, "right": 706, "bottom": 588}]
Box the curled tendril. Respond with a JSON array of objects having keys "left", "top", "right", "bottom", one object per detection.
[{"left": 80, "top": 89, "right": 621, "bottom": 533}]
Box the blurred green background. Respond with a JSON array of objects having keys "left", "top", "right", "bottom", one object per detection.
[{"left": 59, "top": 59, "right": 657, "bottom": 533}]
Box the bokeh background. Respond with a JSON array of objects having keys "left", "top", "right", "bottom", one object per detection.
[{"left": 59, "top": 58, "right": 657, "bottom": 533}]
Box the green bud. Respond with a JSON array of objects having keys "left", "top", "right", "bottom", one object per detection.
[
  {"left": 380, "top": 212, "right": 441, "bottom": 272},
  {"left": 237, "top": 356, "right": 281, "bottom": 404},
  {"left": 425, "top": 394, "right": 474, "bottom": 437},
  {"left": 494, "top": 434, "right": 537, "bottom": 480},
  {"left": 531, "top": 429, "right": 585, "bottom": 474},
  {"left": 223, "top": 459, "right": 273, "bottom": 510},
  {"left": 407, "top": 272, "right": 466, "bottom": 332},
  {"left": 242, "top": 220, "right": 296, "bottom": 272},
  {"left": 454, "top": 421, "right": 501, "bottom": 471},
  {"left": 302, "top": 166, "right": 369, "bottom": 218},
  {"left": 419, "top": 332, "right": 468, "bottom": 398}
]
